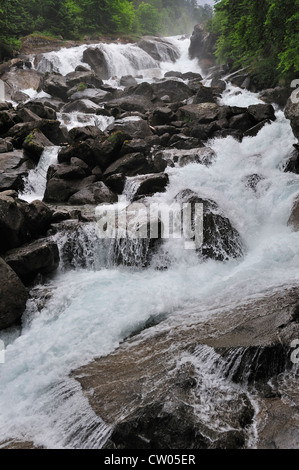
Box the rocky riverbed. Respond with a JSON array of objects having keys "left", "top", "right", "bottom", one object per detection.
[{"left": 0, "top": 31, "right": 298, "bottom": 449}]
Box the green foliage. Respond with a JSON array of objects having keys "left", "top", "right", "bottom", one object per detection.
[
  {"left": 77, "top": 82, "right": 87, "bottom": 91},
  {"left": 210, "top": 0, "right": 299, "bottom": 88},
  {"left": 0, "top": 0, "right": 213, "bottom": 59}
]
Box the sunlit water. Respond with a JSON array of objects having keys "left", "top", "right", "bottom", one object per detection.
[{"left": 0, "top": 36, "right": 298, "bottom": 449}]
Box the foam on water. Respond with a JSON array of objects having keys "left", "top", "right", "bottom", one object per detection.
[{"left": 0, "top": 36, "right": 298, "bottom": 448}]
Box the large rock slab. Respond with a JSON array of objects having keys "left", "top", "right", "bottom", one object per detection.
[
  {"left": 0, "top": 150, "right": 33, "bottom": 191},
  {"left": 73, "top": 287, "right": 299, "bottom": 449},
  {"left": 0, "top": 257, "right": 28, "bottom": 329},
  {"left": 285, "top": 96, "right": 299, "bottom": 141},
  {"left": 82, "top": 48, "right": 109, "bottom": 80},
  {"left": 4, "top": 238, "right": 60, "bottom": 284}
]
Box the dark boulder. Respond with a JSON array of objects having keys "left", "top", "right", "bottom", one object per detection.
[
  {"left": 20, "top": 101, "right": 57, "bottom": 120},
  {"left": 68, "top": 125, "right": 103, "bottom": 143},
  {"left": 65, "top": 70, "right": 103, "bottom": 89},
  {"left": 109, "top": 118, "right": 153, "bottom": 140},
  {"left": 0, "top": 257, "right": 28, "bottom": 330},
  {"left": 0, "top": 150, "right": 33, "bottom": 192},
  {"left": 176, "top": 190, "right": 244, "bottom": 261},
  {"left": 247, "top": 104, "right": 276, "bottom": 123},
  {"left": 120, "top": 75, "right": 138, "bottom": 88},
  {"left": 61, "top": 99, "right": 103, "bottom": 114},
  {"left": 39, "top": 72, "right": 68, "bottom": 101},
  {"left": 243, "top": 120, "right": 271, "bottom": 138},
  {"left": 47, "top": 162, "right": 87, "bottom": 181},
  {"left": 0, "top": 110, "right": 15, "bottom": 134},
  {"left": 229, "top": 113, "right": 255, "bottom": 133},
  {"left": 0, "top": 138, "right": 13, "bottom": 153},
  {"left": 4, "top": 238, "right": 60, "bottom": 284},
  {"left": 104, "top": 173, "right": 126, "bottom": 194},
  {"left": 8, "top": 120, "right": 67, "bottom": 148},
  {"left": 152, "top": 80, "right": 195, "bottom": 103},
  {"left": 68, "top": 88, "right": 112, "bottom": 104},
  {"left": 0, "top": 192, "right": 29, "bottom": 251},
  {"left": 103, "top": 152, "right": 158, "bottom": 180},
  {"left": 259, "top": 86, "right": 291, "bottom": 109},
  {"left": 22, "top": 128, "right": 53, "bottom": 162},
  {"left": 192, "top": 84, "right": 216, "bottom": 104},
  {"left": 133, "top": 173, "right": 169, "bottom": 199},
  {"left": 93, "top": 131, "right": 128, "bottom": 170},
  {"left": 120, "top": 139, "right": 149, "bottom": 157},
  {"left": 68, "top": 181, "right": 117, "bottom": 205},
  {"left": 150, "top": 107, "right": 174, "bottom": 126},
  {"left": 179, "top": 103, "right": 220, "bottom": 123},
  {"left": 82, "top": 48, "right": 110, "bottom": 79},
  {"left": 22, "top": 199, "right": 53, "bottom": 236},
  {"left": 189, "top": 24, "right": 217, "bottom": 72}
]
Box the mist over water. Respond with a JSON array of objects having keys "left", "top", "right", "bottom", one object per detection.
[{"left": 0, "top": 36, "right": 298, "bottom": 448}]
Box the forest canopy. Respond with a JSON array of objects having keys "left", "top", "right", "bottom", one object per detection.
[
  {"left": 0, "top": 0, "right": 213, "bottom": 48},
  {"left": 210, "top": 0, "right": 299, "bottom": 87}
]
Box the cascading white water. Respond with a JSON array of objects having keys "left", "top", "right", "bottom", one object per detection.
[
  {"left": 0, "top": 36, "right": 298, "bottom": 449},
  {"left": 21, "top": 146, "right": 60, "bottom": 203}
]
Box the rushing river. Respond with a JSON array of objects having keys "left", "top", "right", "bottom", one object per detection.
[{"left": 0, "top": 36, "right": 298, "bottom": 448}]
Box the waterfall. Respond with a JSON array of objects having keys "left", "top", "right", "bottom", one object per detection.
[
  {"left": 0, "top": 35, "right": 298, "bottom": 449},
  {"left": 21, "top": 146, "right": 60, "bottom": 203}
]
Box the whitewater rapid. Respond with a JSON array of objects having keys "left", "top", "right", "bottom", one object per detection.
[{"left": 0, "top": 36, "right": 298, "bottom": 448}]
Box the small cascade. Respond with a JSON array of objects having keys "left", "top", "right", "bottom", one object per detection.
[
  {"left": 57, "top": 112, "right": 114, "bottom": 132},
  {"left": 21, "top": 146, "right": 60, "bottom": 203}
]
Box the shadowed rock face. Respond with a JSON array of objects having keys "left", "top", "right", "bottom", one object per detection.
[
  {"left": 0, "top": 257, "right": 28, "bottom": 329},
  {"left": 73, "top": 287, "right": 299, "bottom": 449}
]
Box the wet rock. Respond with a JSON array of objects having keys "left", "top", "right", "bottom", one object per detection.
[
  {"left": 0, "top": 193, "right": 29, "bottom": 251},
  {"left": 229, "top": 113, "right": 255, "bottom": 132},
  {"left": 22, "top": 199, "right": 53, "bottom": 236},
  {"left": 0, "top": 110, "right": 15, "bottom": 134},
  {"left": 4, "top": 238, "right": 60, "bottom": 284},
  {"left": 68, "top": 125, "right": 103, "bottom": 143},
  {"left": 68, "top": 88, "right": 112, "bottom": 104},
  {"left": 65, "top": 70, "right": 103, "bottom": 89},
  {"left": 61, "top": 99, "right": 103, "bottom": 114},
  {"left": 58, "top": 141, "right": 95, "bottom": 167},
  {"left": 137, "top": 37, "right": 180, "bottom": 63},
  {"left": 150, "top": 107, "right": 174, "bottom": 126},
  {"left": 152, "top": 80, "right": 194, "bottom": 103},
  {"left": 39, "top": 72, "right": 68, "bottom": 101},
  {"left": 0, "top": 257, "right": 28, "bottom": 330},
  {"left": 16, "top": 107, "right": 42, "bottom": 123},
  {"left": 192, "top": 84, "right": 216, "bottom": 104},
  {"left": 284, "top": 145, "right": 299, "bottom": 174},
  {"left": 22, "top": 128, "right": 53, "bottom": 162},
  {"left": 11, "top": 90, "right": 30, "bottom": 103},
  {"left": 0, "top": 138, "right": 13, "bottom": 153},
  {"left": 248, "top": 104, "right": 276, "bottom": 123},
  {"left": 176, "top": 189, "right": 243, "bottom": 261},
  {"left": 259, "top": 86, "right": 291, "bottom": 109},
  {"left": 243, "top": 120, "right": 271, "bottom": 138},
  {"left": 103, "top": 152, "right": 158, "bottom": 180},
  {"left": 21, "top": 101, "right": 57, "bottom": 120},
  {"left": 179, "top": 103, "right": 220, "bottom": 123},
  {"left": 120, "top": 75, "right": 138, "bottom": 88},
  {"left": 130, "top": 173, "right": 169, "bottom": 199},
  {"left": 104, "top": 173, "right": 126, "bottom": 194},
  {"left": 47, "top": 162, "right": 87, "bottom": 180},
  {"left": 93, "top": 131, "right": 127, "bottom": 170},
  {"left": 0, "top": 150, "right": 33, "bottom": 192},
  {"left": 43, "top": 178, "right": 82, "bottom": 203},
  {"left": 8, "top": 119, "right": 67, "bottom": 148},
  {"left": 106, "top": 96, "right": 153, "bottom": 115},
  {"left": 161, "top": 147, "right": 215, "bottom": 167},
  {"left": 120, "top": 139, "right": 149, "bottom": 157},
  {"left": 82, "top": 48, "right": 109, "bottom": 80},
  {"left": 189, "top": 24, "right": 216, "bottom": 72},
  {"left": 110, "top": 118, "right": 153, "bottom": 140},
  {"left": 68, "top": 181, "right": 117, "bottom": 205}
]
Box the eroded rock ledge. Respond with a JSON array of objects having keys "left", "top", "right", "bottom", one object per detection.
[{"left": 73, "top": 287, "right": 299, "bottom": 449}]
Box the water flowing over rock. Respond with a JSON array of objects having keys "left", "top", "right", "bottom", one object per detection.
[{"left": 137, "top": 37, "right": 180, "bottom": 63}]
